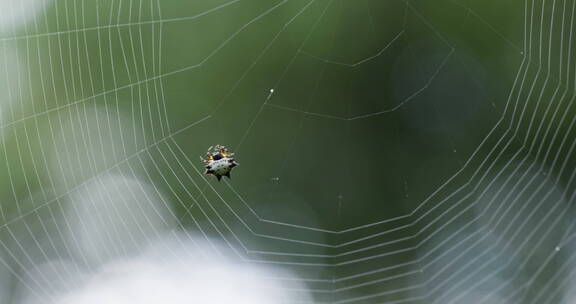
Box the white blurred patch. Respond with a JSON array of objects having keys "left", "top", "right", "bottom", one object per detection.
[
  {"left": 0, "top": 0, "right": 50, "bottom": 33},
  {"left": 65, "top": 174, "right": 176, "bottom": 265},
  {"left": 18, "top": 233, "right": 312, "bottom": 304},
  {"left": 55, "top": 237, "right": 311, "bottom": 304}
]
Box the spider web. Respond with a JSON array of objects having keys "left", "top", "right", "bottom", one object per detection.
[{"left": 0, "top": 0, "right": 574, "bottom": 303}]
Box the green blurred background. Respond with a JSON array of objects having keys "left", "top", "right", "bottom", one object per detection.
[{"left": 1, "top": 0, "right": 575, "bottom": 303}]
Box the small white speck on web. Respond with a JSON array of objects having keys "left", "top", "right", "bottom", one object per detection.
[
  {"left": 555, "top": 246, "right": 560, "bottom": 252},
  {"left": 266, "top": 89, "right": 275, "bottom": 102}
]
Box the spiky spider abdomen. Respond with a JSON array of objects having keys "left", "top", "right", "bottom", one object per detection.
[{"left": 201, "top": 145, "right": 238, "bottom": 181}]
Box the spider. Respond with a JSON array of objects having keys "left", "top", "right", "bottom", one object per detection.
[{"left": 200, "top": 145, "right": 239, "bottom": 181}]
